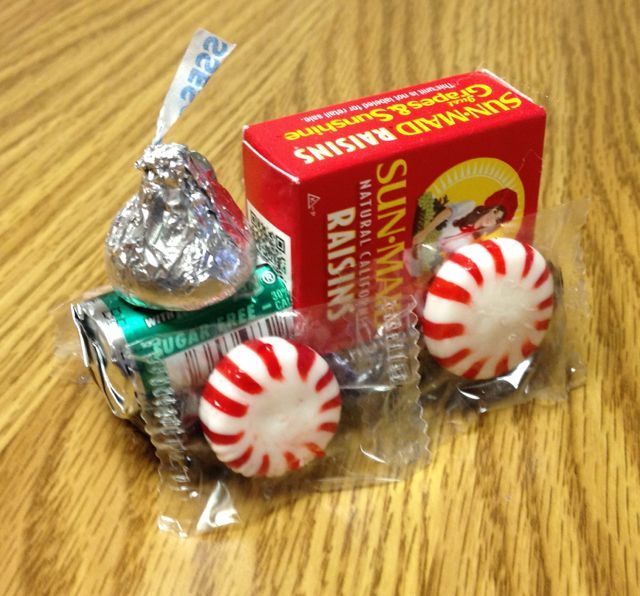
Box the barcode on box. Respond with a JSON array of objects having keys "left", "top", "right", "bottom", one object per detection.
[
  {"left": 247, "top": 201, "right": 292, "bottom": 289},
  {"left": 164, "top": 311, "right": 294, "bottom": 390}
]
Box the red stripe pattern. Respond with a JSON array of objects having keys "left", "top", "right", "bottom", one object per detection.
[
  {"left": 319, "top": 395, "right": 342, "bottom": 412},
  {"left": 199, "top": 337, "right": 341, "bottom": 478},
  {"left": 534, "top": 266, "right": 550, "bottom": 289},
  {"left": 481, "top": 240, "right": 506, "bottom": 275},
  {"left": 305, "top": 443, "right": 326, "bottom": 458},
  {"left": 216, "top": 357, "right": 263, "bottom": 394},
  {"left": 422, "top": 320, "right": 465, "bottom": 340},
  {"left": 315, "top": 369, "right": 334, "bottom": 392},
  {"left": 422, "top": 237, "right": 555, "bottom": 380},
  {"left": 535, "top": 319, "right": 551, "bottom": 331},
  {"left": 494, "top": 355, "right": 510, "bottom": 377},
  {"left": 522, "top": 243, "right": 535, "bottom": 278},
  {"left": 227, "top": 446, "right": 253, "bottom": 469},
  {"left": 538, "top": 296, "right": 554, "bottom": 310},
  {"left": 202, "top": 383, "right": 248, "bottom": 417},
  {"left": 296, "top": 343, "right": 316, "bottom": 381},
  {"left": 521, "top": 340, "right": 537, "bottom": 358},
  {"left": 434, "top": 349, "right": 471, "bottom": 368},
  {"left": 245, "top": 339, "right": 283, "bottom": 380},
  {"left": 462, "top": 359, "right": 487, "bottom": 379},
  {"left": 284, "top": 451, "right": 301, "bottom": 471},
  {"left": 428, "top": 278, "right": 472, "bottom": 304},
  {"left": 257, "top": 455, "right": 270, "bottom": 476},
  {"left": 448, "top": 252, "right": 484, "bottom": 286},
  {"left": 201, "top": 427, "right": 244, "bottom": 445}
]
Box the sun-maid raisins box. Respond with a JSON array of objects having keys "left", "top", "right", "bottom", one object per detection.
[{"left": 243, "top": 70, "right": 546, "bottom": 319}]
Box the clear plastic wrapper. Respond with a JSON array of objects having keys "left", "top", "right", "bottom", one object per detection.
[
  {"left": 63, "top": 288, "right": 426, "bottom": 536},
  {"left": 408, "top": 202, "right": 589, "bottom": 437}
]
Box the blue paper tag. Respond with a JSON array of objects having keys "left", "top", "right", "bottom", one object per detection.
[{"left": 153, "top": 29, "right": 235, "bottom": 144}]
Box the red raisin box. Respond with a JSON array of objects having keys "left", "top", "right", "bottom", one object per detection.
[{"left": 243, "top": 70, "right": 546, "bottom": 319}]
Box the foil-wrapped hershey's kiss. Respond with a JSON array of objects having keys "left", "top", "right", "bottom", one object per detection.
[{"left": 105, "top": 143, "right": 256, "bottom": 311}]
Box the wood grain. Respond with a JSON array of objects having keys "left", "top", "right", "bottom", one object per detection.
[{"left": 1, "top": 0, "right": 639, "bottom": 594}]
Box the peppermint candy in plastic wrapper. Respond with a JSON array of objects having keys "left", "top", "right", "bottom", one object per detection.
[
  {"left": 105, "top": 143, "right": 256, "bottom": 311},
  {"left": 421, "top": 238, "right": 554, "bottom": 380},
  {"left": 414, "top": 203, "right": 589, "bottom": 425},
  {"left": 84, "top": 294, "right": 427, "bottom": 536},
  {"left": 200, "top": 337, "right": 342, "bottom": 478}
]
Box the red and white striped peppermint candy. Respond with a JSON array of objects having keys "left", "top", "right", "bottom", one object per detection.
[
  {"left": 199, "top": 337, "right": 341, "bottom": 478},
  {"left": 422, "top": 238, "right": 554, "bottom": 380}
]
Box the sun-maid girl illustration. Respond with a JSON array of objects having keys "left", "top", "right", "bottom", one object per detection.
[
  {"left": 407, "top": 157, "right": 525, "bottom": 276},
  {"left": 413, "top": 188, "right": 517, "bottom": 253}
]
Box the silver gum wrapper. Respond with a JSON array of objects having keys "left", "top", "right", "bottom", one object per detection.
[
  {"left": 71, "top": 298, "right": 143, "bottom": 424},
  {"left": 70, "top": 264, "right": 292, "bottom": 425},
  {"left": 105, "top": 143, "right": 256, "bottom": 311}
]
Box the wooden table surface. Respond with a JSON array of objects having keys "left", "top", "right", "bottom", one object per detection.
[{"left": 1, "top": 0, "right": 639, "bottom": 594}]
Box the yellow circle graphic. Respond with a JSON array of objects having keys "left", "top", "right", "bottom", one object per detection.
[{"left": 412, "top": 157, "right": 526, "bottom": 258}]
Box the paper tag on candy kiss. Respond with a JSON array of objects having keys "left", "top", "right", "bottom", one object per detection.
[{"left": 153, "top": 28, "right": 235, "bottom": 144}]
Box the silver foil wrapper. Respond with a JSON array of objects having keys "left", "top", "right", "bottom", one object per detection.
[{"left": 105, "top": 143, "right": 256, "bottom": 310}]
